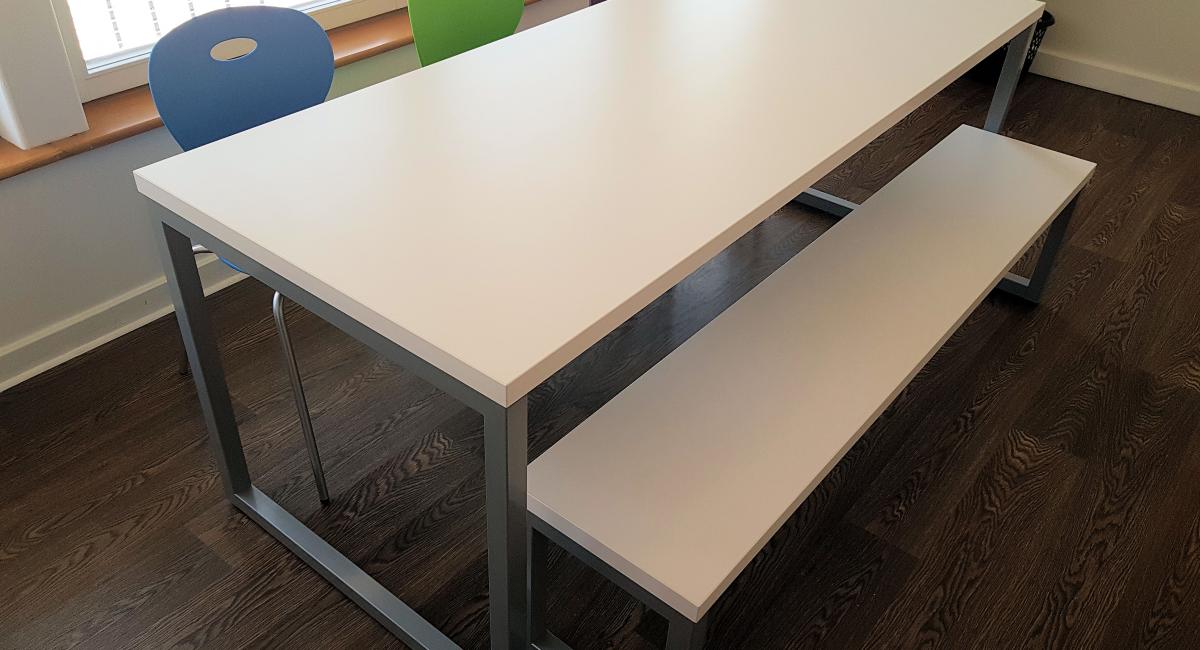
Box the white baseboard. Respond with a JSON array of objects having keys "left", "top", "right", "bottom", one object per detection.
[
  {"left": 0, "top": 256, "right": 244, "bottom": 393},
  {"left": 1031, "top": 48, "right": 1200, "bottom": 117}
]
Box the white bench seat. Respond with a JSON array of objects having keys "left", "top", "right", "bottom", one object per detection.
[{"left": 527, "top": 125, "right": 1094, "bottom": 638}]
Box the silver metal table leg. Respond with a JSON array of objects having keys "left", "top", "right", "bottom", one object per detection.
[
  {"left": 273, "top": 291, "right": 331, "bottom": 504},
  {"left": 178, "top": 244, "right": 217, "bottom": 376},
  {"left": 984, "top": 23, "right": 1037, "bottom": 134},
  {"left": 976, "top": 20, "right": 1075, "bottom": 303},
  {"left": 155, "top": 216, "right": 463, "bottom": 650},
  {"left": 665, "top": 611, "right": 708, "bottom": 650},
  {"left": 159, "top": 223, "right": 252, "bottom": 498},
  {"left": 484, "top": 397, "right": 531, "bottom": 649}
]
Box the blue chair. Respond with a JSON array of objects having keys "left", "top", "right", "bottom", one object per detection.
[{"left": 149, "top": 6, "right": 335, "bottom": 503}]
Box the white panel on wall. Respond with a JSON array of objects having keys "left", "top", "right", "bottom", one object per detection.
[{"left": 0, "top": 0, "right": 89, "bottom": 149}]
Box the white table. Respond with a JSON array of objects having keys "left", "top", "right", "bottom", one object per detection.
[{"left": 137, "top": 0, "right": 1045, "bottom": 647}]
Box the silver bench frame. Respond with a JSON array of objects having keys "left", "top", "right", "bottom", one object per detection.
[
  {"left": 529, "top": 23, "right": 1078, "bottom": 650},
  {"left": 530, "top": 514, "right": 709, "bottom": 650}
]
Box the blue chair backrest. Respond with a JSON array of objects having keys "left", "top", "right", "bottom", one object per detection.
[{"left": 148, "top": 7, "right": 334, "bottom": 151}]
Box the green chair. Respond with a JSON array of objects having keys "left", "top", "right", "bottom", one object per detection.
[{"left": 409, "top": 0, "right": 524, "bottom": 66}]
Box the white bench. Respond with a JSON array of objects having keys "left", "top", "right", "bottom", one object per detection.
[{"left": 526, "top": 125, "right": 1095, "bottom": 649}]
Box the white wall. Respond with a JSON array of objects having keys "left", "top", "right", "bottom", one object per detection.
[
  {"left": 0, "top": 0, "right": 585, "bottom": 392},
  {"left": 1034, "top": 0, "right": 1200, "bottom": 116}
]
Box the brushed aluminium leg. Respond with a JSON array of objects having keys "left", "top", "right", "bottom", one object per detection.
[
  {"left": 484, "top": 397, "right": 531, "bottom": 649},
  {"left": 156, "top": 217, "right": 460, "bottom": 650},
  {"left": 665, "top": 611, "right": 708, "bottom": 650},
  {"left": 178, "top": 244, "right": 217, "bottom": 376},
  {"left": 157, "top": 223, "right": 251, "bottom": 498},
  {"left": 233, "top": 485, "right": 455, "bottom": 647},
  {"left": 175, "top": 244, "right": 329, "bottom": 504},
  {"left": 995, "top": 196, "right": 1077, "bottom": 304},
  {"left": 273, "top": 291, "right": 331, "bottom": 504},
  {"left": 984, "top": 23, "right": 1036, "bottom": 134},
  {"left": 159, "top": 199, "right": 536, "bottom": 649},
  {"left": 530, "top": 528, "right": 548, "bottom": 643},
  {"left": 527, "top": 529, "right": 571, "bottom": 650}
]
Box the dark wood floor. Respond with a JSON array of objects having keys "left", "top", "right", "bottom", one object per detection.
[{"left": 4, "top": 73, "right": 1200, "bottom": 649}]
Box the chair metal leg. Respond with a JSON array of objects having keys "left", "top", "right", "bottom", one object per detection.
[
  {"left": 665, "top": 612, "right": 708, "bottom": 650},
  {"left": 273, "top": 291, "right": 331, "bottom": 504},
  {"left": 178, "top": 343, "right": 192, "bottom": 375}
]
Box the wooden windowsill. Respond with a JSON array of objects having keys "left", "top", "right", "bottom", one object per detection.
[{"left": 0, "top": 7, "right": 428, "bottom": 182}]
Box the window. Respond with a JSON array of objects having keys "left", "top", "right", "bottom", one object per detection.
[
  {"left": 66, "top": 1, "right": 326, "bottom": 72},
  {"left": 52, "top": 0, "right": 403, "bottom": 101}
]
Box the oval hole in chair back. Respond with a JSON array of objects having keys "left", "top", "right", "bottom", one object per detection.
[
  {"left": 149, "top": 6, "right": 334, "bottom": 151},
  {"left": 210, "top": 37, "right": 259, "bottom": 61}
]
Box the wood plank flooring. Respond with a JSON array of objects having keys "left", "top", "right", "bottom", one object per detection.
[{"left": 3, "top": 74, "right": 1200, "bottom": 649}]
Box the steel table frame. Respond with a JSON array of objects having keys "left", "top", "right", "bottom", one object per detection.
[
  {"left": 794, "top": 24, "right": 1068, "bottom": 305},
  {"left": 155, "top": 207, "right": 528, "bottom": 650},
  {"left": 152, "top": 21, "right": 1058, "bottom": 650}
]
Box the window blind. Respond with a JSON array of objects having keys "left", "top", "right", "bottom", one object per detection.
[{"left": 64, "top": 0, "right": 317, "bottom": 70}]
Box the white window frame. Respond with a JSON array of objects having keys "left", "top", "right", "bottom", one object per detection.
[{"left": 50, "top": 0, "right": 405, "bottom": 103}]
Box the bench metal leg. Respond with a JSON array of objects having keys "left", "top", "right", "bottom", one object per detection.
[
  {"left": 984, "top": 23, "right": 1036, "bottom": 134},
  {"left": 273, "top": 291, "right": 331, "bottom": 504},
  {"left": 530, "top": 512, "right": 711, "bottom": 650},
  {"left": 530, "top": 528, "right": 548, "bottom": 643},
  {"left": 995, "top": 196, "right": 1077, "bottom": 304},
  {"left": 529, "top": 529, "right": 574, "bottom": 650},
  {"left": 791, "top": 188, "right": 857, "bottom": 218},
  {"left": 665, "top": 612, "right": 708, "bottom": 650}
]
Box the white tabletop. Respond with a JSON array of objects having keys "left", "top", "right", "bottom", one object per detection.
[{"left": 136, "top": 0, "right": 1044, "bottom": 406}]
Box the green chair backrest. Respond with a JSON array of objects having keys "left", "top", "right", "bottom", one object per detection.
[{"left": 409, "top": 0, "right": 524, "bottom": 66}]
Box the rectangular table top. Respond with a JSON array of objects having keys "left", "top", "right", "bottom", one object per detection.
[{"left": 136, "top": 0, "right": 1044, "bottom": 406}]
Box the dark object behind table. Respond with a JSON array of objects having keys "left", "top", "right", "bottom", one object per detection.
[{"left": 968, "top": 11, "right": 1055, "bottom": 82}]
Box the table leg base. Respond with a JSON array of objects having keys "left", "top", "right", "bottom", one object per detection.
[
  {"left": 791, "top": 188, "right": 858, "bottom": 218},
  {"left": 996, "top": 272, "right": 1042, "bottom": 303},
  {"left": 233, "top": 486, "right": 460, "bottom": 650}
]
